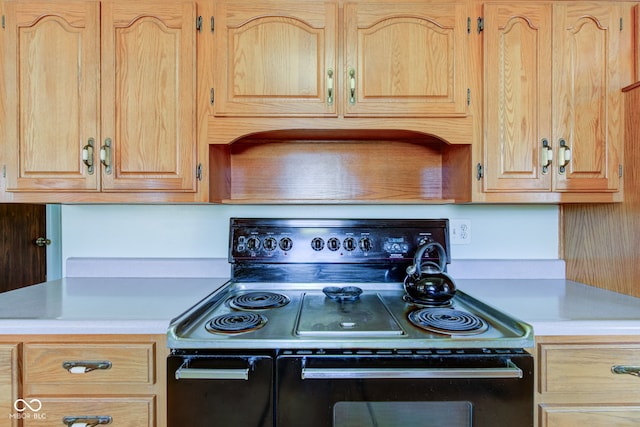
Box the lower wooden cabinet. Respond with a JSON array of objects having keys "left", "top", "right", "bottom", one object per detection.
[
  {"left": 0, "top": 344, "right": 20, "bottom": 427},
  {"left": 22, "top": 397, "right": 155, "bottom": 427},
  {"left": 539, "top": 405, "right": 640, "bottom": 427},
  {"left": 536, "top": 336, "right": 640, "bottom": 427},
  {"left": 3, "top": 334, "right": 168, "bottom": 427}
]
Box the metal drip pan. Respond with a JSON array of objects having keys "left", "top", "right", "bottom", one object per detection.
[{"left": 295, "top": 292, "right": 405, "bottom": 337}]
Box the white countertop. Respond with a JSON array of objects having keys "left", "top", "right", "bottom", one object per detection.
[
  {"left": 0, "top": 277, "right": 228, "bottom": 334},
  {"left": 0, "top": 277, "right": 639, "bottom": 336}
]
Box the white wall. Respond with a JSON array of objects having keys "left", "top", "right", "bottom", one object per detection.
[{"left": 59, "top": 204, "right": 559, "bottom": 276}]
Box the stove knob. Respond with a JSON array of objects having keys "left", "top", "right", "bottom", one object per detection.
[
  {"left": 311, "top": 237, "right": 325, "bottom": 251},
  {"left": 343, "top": 237, "right": 357, "bottom": 251},
  {"left": 279, "top": 237, "right": 293, "bottom": 251},
  {"left": 264, "top": 237, "right": 277, "bottom": 251},
  {"left": 359, "top": 237, "right": 373, "bottom": 252},
  {"left": 246, "top": 236, "right": 261, "bottom": 251},
  {"left": 327, "top": 237, "right": 341, "bottom": 251}
]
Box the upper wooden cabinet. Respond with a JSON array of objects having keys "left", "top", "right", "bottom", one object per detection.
[
  {"left": 213, "top": 1, "right": 337, "bottom": 117},
  {"left": 2, "top": 0, "right": 197, "bottom": 197},
  {"left": 212, "top": 0, "right": 469, "bottom": 117},
  {"left": 3, "top": 1, "right": 100, "bottom": 193},
  {"left": 482, "top": 2, "right": 624, "bottom": 200}
]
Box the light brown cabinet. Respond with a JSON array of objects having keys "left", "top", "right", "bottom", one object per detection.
[
  {"left": 212, "top": 0, "right": 469, "bottom": 118},
  {"left": 480, "top": 2, "right": 627, "bottom": 202},
  {"left": 18, "top": 335, "right": 168, "bottom": 427},
  {"left": 0, "top": 344, "right": 20, "bottom": 427},
  {"left": 1, "top": 0, "right": 198, "bottom": 201},
  {"left": 536, "top": 336, "right": 640, "bottom": 427}
]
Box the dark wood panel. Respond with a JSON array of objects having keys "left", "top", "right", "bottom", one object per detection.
[{"left": 0, "top": 204, "right": 47, "bottom": 292}]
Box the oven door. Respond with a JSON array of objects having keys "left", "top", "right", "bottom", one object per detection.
[
  {"left": 276, "top": 350, "right": 533, "bottom": 427},
  {"left": 168, "top": 353, "right": 273, "bottom": 427}
]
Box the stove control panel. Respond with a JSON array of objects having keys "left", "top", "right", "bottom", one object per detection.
[{"left": 229, "top": 218, "right": 449, "bottom": 264}]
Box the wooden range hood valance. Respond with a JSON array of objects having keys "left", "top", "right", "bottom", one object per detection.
[{"left": 208, "top": 117, "right": 473, "bottom": 204}]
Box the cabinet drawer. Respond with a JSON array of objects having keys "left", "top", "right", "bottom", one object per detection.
[
  {"left": 539, "top": 343, "right": 640, "bottom": 394},
  {"left": 22, "top": 396, "right": 154, "bottom": 427},
  {"left": 539, "top": 404, "right": 640, "bottom": 427},
  {"left": 24, "top": 343, "right": 155, "bottom": 385}
]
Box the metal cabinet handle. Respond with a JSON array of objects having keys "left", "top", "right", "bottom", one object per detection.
[
  {"left": 82, "top": 138, "right": 95, "bottom": 175},
  {"left": 100, "top": 138, "right": 112, "bottom": 175},
  {"left": 62, "top": 361, "right": 112, "bottom": 374},
  {"left": 327, "top": 69, "right": 334, "bottom": 105},
  {"left": 62, "top": 416, "right": 112, "bottom": 427},
  {"left": 302, "top": 362, "right": 523, "bottom": 380},
  {"left": 348, "top": 68, "right": 356, "bottom": 105},
  {"left": 557, "top": 138, "right": 571, "bottom": 173},
  {"left": 541, "top": 138, "right": 552, "bottom": 174},
  {"left": 175, "top": 367, "right": 249, "bottom": 380},
  {"left": 612, "top": 365, "right": 640, "bottom": 377}
]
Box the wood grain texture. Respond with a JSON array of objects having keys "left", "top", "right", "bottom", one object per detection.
[
  {"left": 0, "top": 345, "right": 19, "bottom": 427},
  {"left": 0, "top": 204, "right": 46, "bottom": 291},
  {"left": 209, "top": 136, "right": 471, "bottom": 203},
  {"left": 3, "top": 1, "right": 100, "bottom": 192},
  {"left": 562, "top": 83, "right": 640, "bottom": 297},
  {"left": 535, "top": 336, "right": 640, "bottom": 427},
  {"left": 16, "top": 334, "right": 168, "bottom": 427}
]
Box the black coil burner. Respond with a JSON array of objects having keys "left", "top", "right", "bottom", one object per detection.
[
  {"left": 228, "top": 292, "right": 290, "bottom": 310},
  {"left": 408, "top": 308, "right": 488, "bottom": 335},
  {"left": 205, "top": 313, "right": 268, "bottom": 334}
]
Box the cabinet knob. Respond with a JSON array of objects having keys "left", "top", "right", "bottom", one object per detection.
[{"left": 35, "top": 237, "right": 51, "bottom": 247}]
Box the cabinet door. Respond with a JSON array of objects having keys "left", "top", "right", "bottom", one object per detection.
[
  {"left": 3, "top": 1, "right": 100, "bottom": 192},
  {"left": 101, "top": 1, "right": 197, "bottom": 192},
  {"left": 213, "top": 1, "right": 337, "bottom": 117},
  {"left": 344, "top": 1, "right": 468, "bottom": 117},
  {"left": 552, "top": 3, "right": 621, "bottom": 192},
  {"left": 0, "top": 344, "right": 19, "bottom": 427},
  {"left": 483, "top": 3, "right": 553, "bottom": 192}
]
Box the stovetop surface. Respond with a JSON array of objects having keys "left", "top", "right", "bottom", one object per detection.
[{"left": 168, "top": 282, "right": 534, "bottom": 350}]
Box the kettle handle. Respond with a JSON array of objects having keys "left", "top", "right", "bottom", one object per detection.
[{"left": 407, "top": 242, "right": 447, "bottom": 277}]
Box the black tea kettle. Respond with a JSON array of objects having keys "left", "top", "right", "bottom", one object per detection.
[{"left": 403, "top": 242, "right": 456, "bottom": 305}]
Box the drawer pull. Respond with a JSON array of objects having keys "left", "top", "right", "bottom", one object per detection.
[
  {"left": 612, "top": 365, "right": 640, "bottom": 377},
  {"left": 62, "top": 361, "right": 112, "bottom": 374},
  {"left": 62, "top": 416, "right": 112, "bottom": 426}
]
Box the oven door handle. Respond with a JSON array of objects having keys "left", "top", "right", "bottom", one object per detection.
[
  {"left": 301, "top": 361, "right": 523, "bottom": 380},
  {"left": 175, "top": 367, "right": 250, "bottom": 380}
]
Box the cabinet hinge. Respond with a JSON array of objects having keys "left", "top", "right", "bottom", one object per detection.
[
  {"left": 196, "top": 16, "right": 202, "bottom": 32},
  {"left": 2, "top": 16, "right": 5, "bottom": 29},
  {"left": 467, "top": 17, "right": 471, "bottom": 34},
  {"left": 467, "top": 88, "right": 471, "bottom": 106},
  {"left": 196, "top": 163, "right": 203, "bottom": 181},
  {"left": 211, "top": 16, "right": 215, "bottom": 32},
  {"left": 210, "top": 88, "right": 214, "bottom": 105},
  {"left": 619, "top": 164, "right": 623, "bottom": 178},
  {"left": 620, "top": 17, "right": 623, "bottom": 31},
  {"left": 477, "top": 17, "right": 484, "bottom": 33},
  {"left": 2, "top": 165, "right": 6, "bottom": 178},
  {"left": 476, "top": 163, "right": 484, "bottom": 180}
]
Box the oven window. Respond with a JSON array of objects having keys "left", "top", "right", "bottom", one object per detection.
[{"left": 334, "top": 401, "right": 471, "bottom": 427}]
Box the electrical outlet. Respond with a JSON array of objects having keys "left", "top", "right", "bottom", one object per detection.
[{"left": 451, "top": 219, "right": 471, "bottom": 245}]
